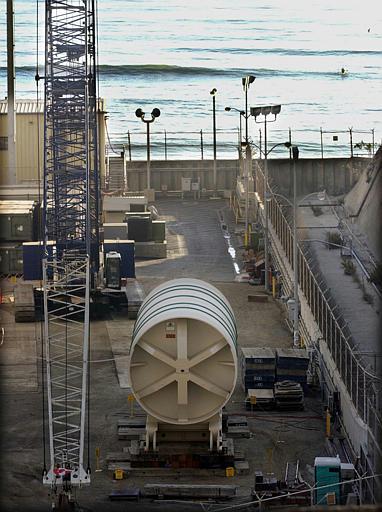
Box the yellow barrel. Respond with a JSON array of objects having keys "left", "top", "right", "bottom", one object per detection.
[
  {"left": 226, "top": 466, "right": 235, "bottom": 477},
  {"left": 113, "top": 469, "right": 124, "bottom": 480}
]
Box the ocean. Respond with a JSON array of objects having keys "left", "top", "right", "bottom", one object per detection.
[{"left": 1, "top": 0, "right": 381, "bottom": 159}]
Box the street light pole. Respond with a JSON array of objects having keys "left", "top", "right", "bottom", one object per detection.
[
  {"left": 224, "top": 107, "right": 245, "bottom": 160},
  {"left": 135, "top": 107, "right": 161, "bottom": 191},
  {"left": 244, "top": 144, "right": 252, "bottom": 247},
  {"left": 264, "top": 114, "right": 269, "bottom": 292},
  {"left": 250, "top": 104, "right": 282, "bottom": 292},
  {"left": 242, "top": 75, "right": 255, "bottom": 144},
  {"left": 146, "top": 121, "right": 151, "bottom": 188},
  {"left": 210, "top": 88, "right": 217, "bottom": 194},
  {"left": 292, "top": 145, "right": 300, "bottom": 347},
  {"left": 239, "top": 113, "right": 243, "bottom": 149}
]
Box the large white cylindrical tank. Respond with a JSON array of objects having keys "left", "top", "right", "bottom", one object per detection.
[{"left": 129, "top": 278, "right": 237, "bottom": 425}]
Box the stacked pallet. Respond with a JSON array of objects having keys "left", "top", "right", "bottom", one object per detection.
[
  {"left": 245, "top": 388, "right": 275, "bottom": 410},
  {"left": 274, "top": 380, "right": 304, "bottom": 410},
  {"left": 117, "top": 416, "right": 146, "bottom": 441},
  {"left": 276, "top": 348, "right": 309, "bottom": 389},
  {"left": 240, "top": 347, "right": 276, "bottom": 391},
  {"left": 226, "top": 415, "right": 250, "bottom": 438}
]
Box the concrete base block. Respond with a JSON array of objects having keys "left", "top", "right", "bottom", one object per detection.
[
  {"left": 135, "top": 241, "right": 167, "bottom": 259},
  {"left": 104, "top": 211, "right": 126, "bottom": 223},
  {"left": 144, "top": 188, "right": 156, "bottom": 202},
  {"left": 235, "top": 460, "right": 250, "bottom": 475}
]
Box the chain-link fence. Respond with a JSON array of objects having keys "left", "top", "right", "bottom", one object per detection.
[
  {"left": 254, "top": 162, "right": 381, "bottom": 499},
  {"left": 106, "top": 126, "right": 378, "bottom": 160}
]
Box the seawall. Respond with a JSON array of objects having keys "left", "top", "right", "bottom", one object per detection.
[{"left": 106, "top": 156, "right": 370, "bottom": 196}]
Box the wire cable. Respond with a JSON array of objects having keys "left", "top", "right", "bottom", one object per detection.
[
  {"left": 105, "top": 122, "right": 121, "bottom": 154},
  {"left": 35, "top": 0, "right": 47, "bottom": 475},
  {"left": 211, "top": 473, "right": 382, "bottom": 512}
]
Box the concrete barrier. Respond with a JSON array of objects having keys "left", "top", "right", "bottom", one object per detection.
[
  {"left": 259, "top": 157, "right": 369, "bottom": 197},
  {"left": 106, "top": 157, "right": 371, "bottom": 201}
]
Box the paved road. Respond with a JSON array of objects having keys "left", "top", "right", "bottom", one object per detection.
[
  {"left": 136, "top": 198, "right": 238, "bottom": 282},
  {"left": 0, "top": 198, "right": 326, "bottom": 512}
]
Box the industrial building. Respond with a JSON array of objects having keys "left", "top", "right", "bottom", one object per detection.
[{"left": 0, "top": 98, "right": 107, "bottom": 190}]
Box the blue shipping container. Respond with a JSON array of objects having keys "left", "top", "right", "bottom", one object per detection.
[{"left": 23, "top": 241, "right": 53, "bottom": 280}]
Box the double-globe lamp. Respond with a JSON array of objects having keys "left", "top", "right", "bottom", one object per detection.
[{"left": 135, "top": 107, "right": 161, "bottom": 190}]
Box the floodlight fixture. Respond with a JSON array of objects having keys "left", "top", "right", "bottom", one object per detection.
[
  {"left": 250, "top": 106, "right": 262, "bottom": 118},
  {"left": 261, "top": 105, "right": 272, "bottom": 116},
  {"left": 271, "top": 104, "right": 281, "bottom": 115},
  {"left": 242, "top": 75, "right": 256, "bottom": 90}
]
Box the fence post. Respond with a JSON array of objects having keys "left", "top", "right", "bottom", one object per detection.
[
  {"left": 288, "top": 127, "right": 292, "bottom": 159},
  {"left": 349, "top": 128, "right": 353, "bottom": 158},
  {"left": 200, "top": 129, "right": 204, "bottom": 160},
  {"left": 123, "top": 145, "right": 127, "bottom": 191},
  {"left": 164, "top": 130, "right": 167, "bottom": 160},
  {"left": 127, "top": 130, "right": 132, "bottom": 161},
  {"left": 363, "top": 372, "right": 366, "bottom": 422},
  {"left": 320, "top": 127, "right": 324, "bottom": 159}
]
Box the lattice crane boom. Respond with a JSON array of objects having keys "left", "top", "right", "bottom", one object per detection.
[{"left": 42, "top": 0, "right": 99, "bottom": 497}]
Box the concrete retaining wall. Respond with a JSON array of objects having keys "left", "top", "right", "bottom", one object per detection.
[
  {"left": 263, "top": 157, "right": 369, "bottom": 197},
  {"left": 118, "top": 157, "right": 369, "bottom": 196},
  {"left": 124, "top": 159, "right": 240, "bottom": 193}
]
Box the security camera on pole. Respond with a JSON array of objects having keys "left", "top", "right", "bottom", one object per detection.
[{"left": 135, "top": 107, "right": 161, "bottom": 201}]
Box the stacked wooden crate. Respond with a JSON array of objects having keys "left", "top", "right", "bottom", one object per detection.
[
  {"left": 276, "top": 348, "right": 309, "bottom": 390},
  {"left": 240, "top": 347, "right": 276, "bottom": 392}
]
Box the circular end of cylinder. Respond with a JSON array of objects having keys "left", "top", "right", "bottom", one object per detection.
[{"left": 128, "top": 279, "right": 237, "bottom": 425}]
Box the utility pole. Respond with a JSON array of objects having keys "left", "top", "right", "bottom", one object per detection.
[
  {"left": 292, "top": 146, "right": 300, "bottom": 347},
  {"left": 6, "top": 0, "right": 16, "bottom": 185}
]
